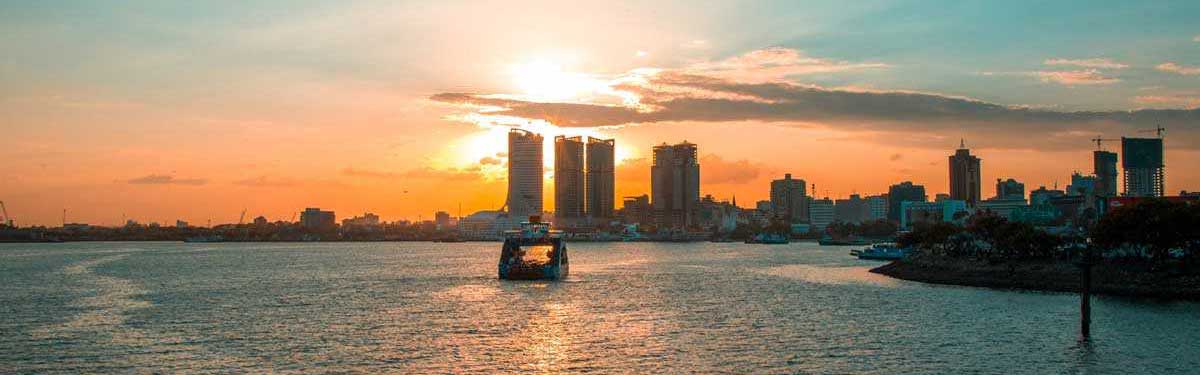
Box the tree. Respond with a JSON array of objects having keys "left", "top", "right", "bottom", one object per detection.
[{"left": 1093, "top": 199, "right": 1199, "bottom": 267}]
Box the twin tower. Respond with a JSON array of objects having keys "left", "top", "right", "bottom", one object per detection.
[{"left": 506, "top": 129, "right": 615, "bottom": 225}]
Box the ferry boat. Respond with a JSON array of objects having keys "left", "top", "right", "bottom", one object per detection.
[
  {"left": 745, "top": 233, "right": 790, "bottom": 244},
  {"left": 818, "top": 236, "right": 873, "bottom": 246},
  {"left": 498, "top": 217, "right": 569, "bottom": 280},
  {"left": 853, "top": 243, "right": 910, "bottom": 260}
]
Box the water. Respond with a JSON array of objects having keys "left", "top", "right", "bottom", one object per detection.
[{"left": 1, "top": 242, "right": 1198, "bottom": 374}]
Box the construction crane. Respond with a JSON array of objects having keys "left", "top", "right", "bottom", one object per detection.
[
  {"left": 1136, "top": 125, "right": 1166, "bottom": 138},
  {"left": 238, "top": 209, "right": 247, "bottom": 225},
  {"left": 1091, "top": 136, "right": 1120, "bottom": 151},
  {"left": 0, "top": 200, "right": 11, "bottom": 227}
]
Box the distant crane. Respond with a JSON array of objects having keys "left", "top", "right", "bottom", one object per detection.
[
  {"left": 0, "top": 200, "right": 11, "bottom": 227},
  {"left": 1091, "top": 136, "right": 1120, "bottom": 151},
  {"left": 1136, "top": 125, "right": 1166, "bottom": 138},
  {"left": 238, "top": 209, "right": 247, "bottom": 225}
]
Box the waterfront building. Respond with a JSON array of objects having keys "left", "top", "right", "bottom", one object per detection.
[
  {"left": 949, "top": 140, "right": 982, "bottom": 206},
  {"left": 651, "top": 141, "right": 700, "bottom": 230},
  {"left": 698, "top": 195, "right": 738, "bottom": 233},
  {"left": 833, "top": 194, "right": 871, "bottom": 224},
  {"left": 435, "top": 211, "right": 451, "bottom": 229},
  {"left": 770, "top": 173, "right": 809, "bottom": 223},
  {"left": 887, "top": 181, "right": 927, "bottom": 222},
  {"left": 554, "top": 136, "right": 585, "bottom": 221},
  {"left": 994, "top": 178, "right": 1025, "bottom": 200},
  {"left": 300, "top": 208, "right": 336, "bottom": 231},
  {"left": 1094, "top": 150, "right": 1118, "bottom": 197},
  {"left": 586, "top": 137, "right": 616, "bottom": 219},
  {"left": 867, "top": 195, "right": 888, "bottom": 221},
  {"left": 342, "top": 212, "right": 380, "bottom": 228},
  {"left": 621, "top": 194, "right": 652, "bottom": 226},
  {"left": 978, "top": 198, "right": 1028, "bottom": 220},
  {"left": 1121, "top": 137, "right": 1164, "bottom": 197},
  {"left": 507, "top": 129, "right": 544, "bottom": 221},
  {"left": 809, "top": 197, "right": 835, "bottom": 231},
  {"left": 899, "top": 200, "right": 969, "bottom": 230},
  {"left": 175, "top": 220, "right": 189, "bottom": 229},
  {"left": 457, "top": 210, "right": 505, "bottom": 240},
  {"left": 253, "top": 216, "right": 268, "bottom": 226}
]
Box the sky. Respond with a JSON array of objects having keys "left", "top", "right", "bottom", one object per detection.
[{"left": 2, "top": 0, "right": 1199, "bottom": 226}]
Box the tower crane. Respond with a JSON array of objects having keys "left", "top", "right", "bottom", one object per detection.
[
  {"left": 1091, "top": 136, "right": 1120, "bottom": 151},
  {"left": 1136, "top": 125, "right": 1166, "bottom": 138},
  {"left": 238, "top": 209, "right": 247, "bottom": 225},
  {"left": 0, "top": 200, "right": 11, "bottom": 227}
]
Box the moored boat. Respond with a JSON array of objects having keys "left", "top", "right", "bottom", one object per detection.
[
  {"left": 745, "top": 233, "right": 790, "bottom": 244},
  {"left": 498, "top": 217, "right": 569, "bottom": 280},
  {"left": 855, "top": 243, "right": 910, "bottom": 260}
]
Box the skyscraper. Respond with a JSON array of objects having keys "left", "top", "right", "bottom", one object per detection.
[
  {"left": 1121, "top": 137, "right": 1164, "bottom": 197},
  {"left": 1093, "top": 150, "right": 1118, "bottom": 197},
  {"left": 770, "top": 173, "right": 808, "bottom": 223},
  {"left": 507, "top": 129, "right": 543, "bottom": 220},
  {"left": 887, "top": 181, "right": 927, "bottom": 222},
  {"left": 586, "top": 137, "right": 616, "bottom": 219},
  {"left": 949, "top": 140, "right": 982, "bottom": 206},
  {"left": 651, "top": 141, "right": 700, "bottom": 230},
  {"left": 554, "top": 136, "right": 585, "bottom": 221}
]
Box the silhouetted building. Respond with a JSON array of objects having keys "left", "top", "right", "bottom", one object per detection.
[
  {"left": 651, "top": 142, "right": 700, "bottom": 230},
  {"left": 770, "top": 173, "right": 808, "bottom": 223},
  {"left": 554, "top": 136, "right": 585, "bottom": 221},
  {"left": 994, "top": 178, "right": 1025, "bottom": 200},
  {"left": 949, "top": 140, "right": 982, "bottom": 206},
  {"left": 834, "top": 194, "right": 870, "bottom": 224},
  {"left": 887, "top": 182, "right": 927, "bottom": 222},
  {"left": 1067, "top": 172, "right": 1097, "bottom": 197},
  {"left": 1094, "top": 150, "right": 1118, "bottom": 197},
  {"left": 867, "top": 195, "right": 888, "bottom": 221},
  {"left": 507, "top": 129, "right": 544, "bottom": 220},
  {"left": 342, "top": 212, "right": 380, "bottom": 228},
  {"left": 435, "top": 211, "right": 451, "bottom": 229},
  {"left": 900, "top": 200, "right": 969, "bottom": 230},
  {"left": 1030, "top": 186, "right": 1065, "bottom": 206},
  {"left": 621, "top": 194, "right": 652, "bottom": 225},
  {"left": 252, "top": 216, "right": 268, "bottom": 226},
  {"left": 1121, "top": 137, "right": 1164, "bottom": 197},
  {"left": 586, "top": 137, "right": 616, "bottom": 219},
  {"left": 809, "top": 197, "right": 835, "bottom": 231},
  {"left": 698, "top": 195, "right": 738, "bottom": 233},
  {"left": 301, "top": 208, "right": 336, "bottom": 231}
]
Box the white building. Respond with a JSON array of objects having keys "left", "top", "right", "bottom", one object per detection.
[
  {"left": 808, "top": 197, "right": 835, "bottom": 231},
  {"left": 507, "top": 129, "right": 543, "bottom": 223}
]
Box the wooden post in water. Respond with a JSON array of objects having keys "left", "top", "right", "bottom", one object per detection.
[{"left": 1080, "top": 244, "right": 1092, "bottom": 339}]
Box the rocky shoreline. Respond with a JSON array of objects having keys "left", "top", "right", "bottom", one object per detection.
[{"left": 870, "top": 255, "right": 1200, "bottom": 300}]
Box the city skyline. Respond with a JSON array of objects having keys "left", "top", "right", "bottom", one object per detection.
[{"left": 4, "top": 1, "right": 1200, "bottom": 226}]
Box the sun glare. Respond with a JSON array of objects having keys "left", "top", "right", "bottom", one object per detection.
[{"left": 511, "top": 60, "right": 601, "bottom": 102}]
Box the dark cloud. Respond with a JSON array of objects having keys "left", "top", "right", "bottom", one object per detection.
[
  {"left": 127, "top": 174, "right": 206, "bottom": 185},
  {"left": 433, "top": 72, "right": 1199, "bottom": 150}
]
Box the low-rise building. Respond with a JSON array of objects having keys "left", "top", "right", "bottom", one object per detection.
[{"left": 900, "top": 200, "right": 969, "bottom": 229}]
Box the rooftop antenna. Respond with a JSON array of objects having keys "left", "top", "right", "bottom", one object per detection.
[{"left": 960, "top": 138, "right": 966, "bottom": 149}]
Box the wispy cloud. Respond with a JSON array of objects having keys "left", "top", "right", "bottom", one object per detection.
[
  {"left": 699, "top": 154, "right": 771, "bottom": 184},
  {"left": 684, "top": 47, "right": 888, "bottom": 82},
  {"left": 233, "top": 175, "right": 300, "bottom": 187},
  {"left": 1027, "top": 69, "right": 1121, "bottom": 85},
  {"left": 1156, "top": 62, "right": 1200, "bottom": 75},
  {"left": 1134, "top": 95, "right": 1200, "bottom": 109},
  {"left": 1043, "top": 58, "right": 1129, "bottom": 69},
  {"left": 127, "top": 174, "right": 206, "bottom": 185}
]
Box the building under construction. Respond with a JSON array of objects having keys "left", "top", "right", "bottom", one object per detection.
[{"left": 1121, "top": 137, "right": 1164, "bottom": 197}]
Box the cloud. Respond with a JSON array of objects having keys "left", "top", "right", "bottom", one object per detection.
[
  {"left": 1194, "top": 35, "right": 1200, "bottom": 42},
  {"left": 400, "top": 166, "right": 487, "bottom": 181},
  {"left": 1043, "top": 58, "right": 1129, "bottom": 69},
  {"left": 1027, "top": 69, "right": 1120, "bottom": 85},
  {"left": 479, "top": 156, "right": 503, "bottom": 165},
  {"left": 433, "top": 48, "right": 1200, "bottom": 150},
  {"left": 1156, "top": 62, "right": 1200, "bottom": 76},
  {"left": 699, "top": 154, "right": 769, "bottom": 184},
  {"left": 684, "top": 47, "right": 888, "bottom": 82},
  {"left": 127, "top": 174, "right": 206, "bottom": 185},
  {"left": 1134, "top": 95, "right": 1200, "bottom": 109},
  {"left": 889, "top": 153, "right": 903, "bottom": 161},
  {"left": 233, "top": 175, "right": 301, "bottom": 187}
]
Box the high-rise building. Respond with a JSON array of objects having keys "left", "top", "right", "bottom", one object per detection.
[
  {"left": 995, "top": 178, "right": 1025, "bottom": 200},
  {"left": 586, "top": 137, "right": 616, "bottom": 219},
  {"left": 833, "top": 194, "right": 870, "bottom": 224},
  {"left": 866, "top": 195, "right": 888, "bottom": 221},
  {"left": 507, "top": 129, "right": 544, "bottom": 220},
  {"left": 887, "top": 181, "right": 927, "bottom": 222},
  {"left": 1121, "top": 137, "right": 1164, "bottom": 197},
  {"left": 300, "top": 208, "right": 336, "bottom": 231},
  {"left": 770, "top": 173, "right": 808, "bottom": 223},
  {"left": 1066, "top": 172, "right": 1097, "bottom": 197},
  {"left": 809, "top": 197, "right": 835, "bottom": 231},
  {"left": 651, "top": 141, "right": 700, "bottom": 230},
  {"left": 554, "top": 136, "right": 585, "bottom": 221},
  {"left": 949, "top": 140, "right": 982, "bottom": 206},
  {"left": 1093, "top": 150, "right": 1118, "bottom": 197}
]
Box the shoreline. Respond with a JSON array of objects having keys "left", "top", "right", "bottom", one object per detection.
[{"left": 870, "top": 256, "right": 1200, "bottom": 300}]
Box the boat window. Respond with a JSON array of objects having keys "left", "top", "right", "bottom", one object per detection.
[{"left": 519, "top": 245, "right": 555, "bottom": 264}]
